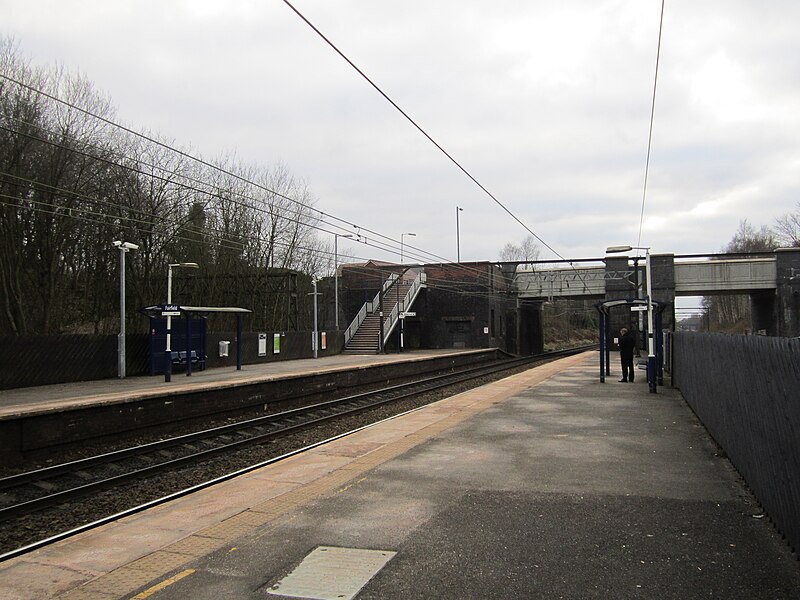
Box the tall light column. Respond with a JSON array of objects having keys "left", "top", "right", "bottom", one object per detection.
[
  {"left": 606, "top": 245, "right": 656, "bottom": 393},
  {"left": 334, "top": 233, "right": 353, "bottom": 330},
  {"left": 400, "top": 232, "right": 416, "bottom": 264},
  {"left": 456, "top": 206, "right": 463, "bottom": 262},
  {"left": 312, "top": 278, "right": 319, "bottom": 358},
  {"left": 164, "top": 262, "right": 199, "bottom": 382},
  {"left": 644, "top": 248, "right": 656, "bottom": 393},
  {"left": 113, "top": 241, "right": 138, "bottom": 378}
]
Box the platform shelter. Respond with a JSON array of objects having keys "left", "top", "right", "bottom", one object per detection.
[{"left": 140, "top": 305, "right": 251, "bottom": 381}]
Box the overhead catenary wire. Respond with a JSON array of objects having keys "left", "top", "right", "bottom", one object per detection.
[
  {"left": 280, "top": 0, "right": 567, "bottom": 262},
  {"left": 3, "top": 193, "right": 525, "bottom": 303},
  {"left": 2, "top": 180, "right": 501, "bottom": 285},
  {"left": 1, "top": 61, "right": 570, "bottom": 294},
  {"left": 637, "top": 0, "right": 665, "bottom": 248},
  {"left": 4, "top": 163, "right": 599, "bottom": 306},
  {"left": 0, "top": 120, "right": 439, "bottom": 268},
  {"left": 0, "top": 195, "right": 371, "bottom": 266},
  {"left": 0, "top": 77, "right": 421, "bottom": 265},
  {"left": 2, "top": 53, "right": 575, "bottom": 292},
  {"left": 0, "top": 72, "right": 485, "bottom": 273},
  {"left": 0, "top": 99, "right": 500, "bottom": 283},
  {"left": 7, "top": 190, "right": 601, "bottom": 311}
]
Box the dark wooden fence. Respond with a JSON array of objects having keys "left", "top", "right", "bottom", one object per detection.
[
  {"left": 672, "top": 332, "right": 800, "bottom": 553},
  {"left": 0, "top": 330, "right": 344, "bottom": 390}
]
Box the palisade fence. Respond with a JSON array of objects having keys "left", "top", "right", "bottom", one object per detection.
[
  {"left": 672, "top": 332, "right": 800, "bottom": 553},
  {"left": 0, "top": 331, "right": 344, "bottom": 390}
]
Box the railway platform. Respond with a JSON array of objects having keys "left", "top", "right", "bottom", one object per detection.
[
  {"left": 0, "top": 348, "right": 497, "bottom": 464},
  {"left": 1, "top": 351, "right": 799, "bottom": 599},
  {"left": 0, "top": 349, "right": 487, "bottom": 419}
]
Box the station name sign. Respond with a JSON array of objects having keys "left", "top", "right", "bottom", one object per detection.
[{"left": 161, "top": 304, "right": 181, "bottom": 317}]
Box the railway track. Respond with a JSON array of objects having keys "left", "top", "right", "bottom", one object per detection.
[{"left": 0, "top": 346, "right": 592, "bottom": 560}]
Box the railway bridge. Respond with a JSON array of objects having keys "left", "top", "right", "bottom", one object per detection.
[{"left": 513, "top": 247, "right": 800, "bottom": 340}]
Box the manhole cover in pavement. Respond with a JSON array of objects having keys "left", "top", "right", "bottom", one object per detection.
[{"left": 266, "top": 546, "right": 396, "bottom": 600}]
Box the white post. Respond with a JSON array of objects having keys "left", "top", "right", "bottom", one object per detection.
[
  {"left": 312, "top": 278, "right": 319, "bottom": 358},
  {"left": 119, "top": 248, "right": 126, "bottom": 378},
  {"left": 165, "top": 265, "right": 174, "bottom": 382},
  {"left": 401, "top": 232, "right": 416, "bottom": 265},
  {"left": 113, "top": 241, "right": 137, "bottom": 379},
  {"left": 164, "top": 262, "right": 199, "bottom": 382},
  {"left": 456, "top": 206, "right": 463, "bottom": 262},
  {"left": 334, "top": 236, "right": 339, "bottom": 330},
  {"left": 645, "top": 249, "right": 656, "bottom": 393}
]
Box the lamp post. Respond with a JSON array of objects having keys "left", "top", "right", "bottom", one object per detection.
[
  {"left": 112, "top": 241, "right": 138, "bottom": 378},
  {"left": 334, "top": 234, "right": 353, "bottom": 330},
  {"left": 606, "top": 245, "right": 656, "bottom": 393},
  {"left": 164, "top": 262, "right": 199, "bottom": 382},
  {"left": 308, "top": 278, "right": 320, "bottom": 358},
  {"left": 400, "top": 232, "right": 416, "bottom": 264},
  {"left": 456, "top": 206, "right": 463, "bottom": 262}
]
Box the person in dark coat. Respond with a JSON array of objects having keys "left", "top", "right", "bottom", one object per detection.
[{"left": 618, "top": 327, "right": 636, "bottom": 382}]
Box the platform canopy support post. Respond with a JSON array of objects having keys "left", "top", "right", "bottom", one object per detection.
[
  {"left": 599, "top": 310, "right": 606, "bottom": 382},
  {"left": 236, "top": 314, "right": 243, "bottom": 370},
  {"left": 186, "top": 314, "right": 192, "bottom": 376},
  {"left": 605, "top": 317, "right": 611, "bottom": 377},
  {"left": 656, "top": 310, "right": 664, "bottom": 386}
]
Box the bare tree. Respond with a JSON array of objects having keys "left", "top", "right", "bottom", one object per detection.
[
  {"left": 774, "top": 202, "right": 800, "bottom": 248},
  {"left": 499, "top": 235, "right": 540, "bottom": 270}
]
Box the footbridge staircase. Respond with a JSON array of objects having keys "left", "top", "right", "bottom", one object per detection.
[{"left": 343, "top": 269, "right": 427, "bottom": 354}]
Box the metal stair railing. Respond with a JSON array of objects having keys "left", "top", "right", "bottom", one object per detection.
[
  {"left": 344, "top": 273, "right": 399, "bottom": 347},
  {"left": 382, "top": 270, "right": 427, "bottom": 345}
]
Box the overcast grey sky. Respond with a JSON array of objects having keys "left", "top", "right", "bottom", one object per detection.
[{"left": 2, "top": 0, "right": 799, "bottom": 265}]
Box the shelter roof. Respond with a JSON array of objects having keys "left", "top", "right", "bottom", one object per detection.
[
  {"left": 595, "top": 298, "right": 663, "bottom": 315},
  {"left": 139, "top": 305, "right": 251, "bottom": 315}
]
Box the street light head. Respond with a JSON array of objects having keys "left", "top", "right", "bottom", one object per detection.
[
  {"left": 169, "top": 262, "right": 199, "bottom": 268},
  {"left": 113, "top": 240, "right": 138, "bottom": 251},
  {"left": 405, "top": 232, "right": 417, "bottom": 237},
  {"left": 606, "top": 245, "right": 633, "bottom": 254}
]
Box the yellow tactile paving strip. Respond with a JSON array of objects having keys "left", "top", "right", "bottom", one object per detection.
[{"left": 2, "top": 352, "right": 589, "bottom": 600}]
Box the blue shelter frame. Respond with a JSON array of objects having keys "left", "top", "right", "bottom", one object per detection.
[
  {"left": 140, "top": 305, "right": 251, "bottom": 382},
  {"left": 595, "top": 298, "right": 665, "bottom": 391}
]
